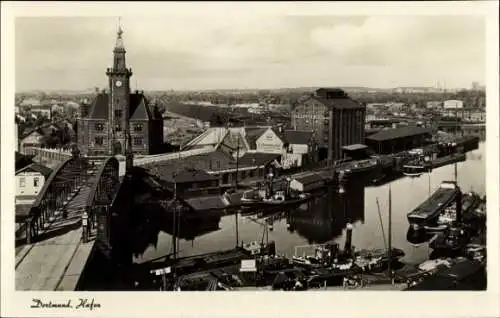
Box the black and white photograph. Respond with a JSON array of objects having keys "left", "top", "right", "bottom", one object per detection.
[{"left": 1, "top": 2, "right": 499, "bottom": 318}]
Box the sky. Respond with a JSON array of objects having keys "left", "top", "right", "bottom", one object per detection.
[{"left": 15, "top": 15, "right": 485, "bottom": 92}]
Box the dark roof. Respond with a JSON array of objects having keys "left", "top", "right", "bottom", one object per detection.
[
  {"left": 183, "top": 196, "right": 227, "bottom": 211},
  {"left": 245, "top": 127, "right": 268, "bottom": 149},
  {"left": 238, "top": 153, "right": 281, "bottom": 167},
  {"left": 270, "top": 128, "right": 288, "bottom": 144},
  {"left": 312, "top": 96, "right": 364, "bottom": 110},
  {"left": 130, "top": 93, "right": 152, "bottom": 120},
  {"left": 315, "top": 88, "right": 349, "bottom": 99},
  {"left": 365, "top": 126, "right": 432, "bottom": 142},
  {"left": 284, "top": 130, "right": 313, "bottom": 145},
  {"left": 16, "top": 162, "right": 52, "bottom": 178},
  {"left": 292, "top": 173, "right": 326, "bottom": 185},
  {"left": 86, "top": 92, "right": 158, "bottom": 120},
  {"left": 341, "top": 144, "right": 368, "bottom": 151},
  {"left": 15, "top": 152, "right": 34, "bottom": 171},
  {"left": 87, "top": 93, "right": 108, "bottom": 119},
  {"left": 161, "top": 169, "right": 218, "bottom": 183}
]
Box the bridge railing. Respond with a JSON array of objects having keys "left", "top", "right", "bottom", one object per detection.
[
  {"left": 20, "top": 154, "right": 88, "bottom": 244},
  {"left": 85, "top": 157, "right": 120, "bottom": 246}
]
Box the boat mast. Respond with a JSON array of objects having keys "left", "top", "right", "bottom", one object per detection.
[
  {"left": 387, "top": 183, "right": 392, "bottom": 278},
  {"left": 376, "top": 198, "right": 387, "bottom": 250},
  {"left": 172, "top": 172, "right": 178, "bottom": 289},
  {"left": 235, "top": 134, "right": 240, "bottom": 247},
  {"left": 454, "top": 92, "right": 459, "bottom": 184}
]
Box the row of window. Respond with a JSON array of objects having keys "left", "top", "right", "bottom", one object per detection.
[
  {"left": 19, "top": 177, "right": 40, "bottom": 188},
  {"left": 94, "top": 136, "right": 145, "bottom": 146},
  {"left": 95, "top": 122, "right": 144, "bottom": 132}
]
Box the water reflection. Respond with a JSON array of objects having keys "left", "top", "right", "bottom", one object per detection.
[
  {"left": 286, "top": 180, "right": 365, "bottom": 244},
  {"left": 131, "top": 142, "right": 484, "bottom": 265}
]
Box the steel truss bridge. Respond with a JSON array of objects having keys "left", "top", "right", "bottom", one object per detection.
[{"left": 15, "top": 151, "right": 123, "bottom": 291}]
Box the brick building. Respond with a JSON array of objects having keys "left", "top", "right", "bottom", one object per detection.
[
  {"left": 77, "top": 25, "right": 163, "bottom": 156},
  {"left": 291, "top": 88, "right": 366, "bottom": 162}
]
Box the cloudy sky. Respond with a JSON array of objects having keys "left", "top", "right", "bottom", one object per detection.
[{"left": 15, "top": 15, "right": 485, "bottom": 92}]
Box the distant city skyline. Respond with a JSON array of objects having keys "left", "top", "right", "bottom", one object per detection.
[{"left": 16, "top": 15, "right": 485, "bottom": 92}]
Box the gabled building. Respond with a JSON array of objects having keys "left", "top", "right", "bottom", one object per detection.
[
  {"left": 182, "top": 126, "right": 317, "bottom": 169},
  {"left": 19, "top": 130, "right": 44, "bottom": 153},
  {"left": 15, "top": 162, "right": 52, "bottom": 204},
  {"left": 77, "top": 24, "right": 163, "bottom": 156}
]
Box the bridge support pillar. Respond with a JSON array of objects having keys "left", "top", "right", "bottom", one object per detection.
[{"left": 25, "top": 219, "right": 32, "bottom": 244}]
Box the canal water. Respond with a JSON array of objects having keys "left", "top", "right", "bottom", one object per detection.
[{"left": 134, "top": 142, "right": 485, "bottom": 266}]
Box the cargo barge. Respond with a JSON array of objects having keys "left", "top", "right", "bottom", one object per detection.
[{"left": 407, "top": 181, "right": 460, "bottom": 227}]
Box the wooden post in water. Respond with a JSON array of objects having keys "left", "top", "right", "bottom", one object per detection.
[{"left": 387, "top": 183, "right": 392, "bottom": 280}]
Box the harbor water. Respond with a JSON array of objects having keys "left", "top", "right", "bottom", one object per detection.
[{"left": 134, "top": 142, "right": 485, "bottom": 266}]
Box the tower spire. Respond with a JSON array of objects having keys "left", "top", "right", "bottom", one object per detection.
[{"left": 115, "top": 17, "right": 124, "bottom": 50}]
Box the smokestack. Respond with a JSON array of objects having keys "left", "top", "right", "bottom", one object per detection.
[{"left": 344, "top": 223, "right": 353, "bottom": 252}]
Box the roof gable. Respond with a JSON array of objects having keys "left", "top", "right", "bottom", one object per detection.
[
  {"left": 256, "top": 128, "right": 286, "bottom": 145},
  {"left": 130, "top": 93, "right": 153, "bottom": 120},
  {"left": 16, "top": 162, "right": 52, "bottom": 178},
  {"left": 244, "top": 127, "right": 268, "bottom": 149}
]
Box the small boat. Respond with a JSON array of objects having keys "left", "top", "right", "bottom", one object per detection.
[
  {"left": 465, "top": 244, "right": 486, "bottom": 262},
  {"left": 418, "top": 258, "right": 453, "bottom": 273},
  {"left": 402, "top": 164, "right": 426, "bottom": 177},
  {"left": 429, "top": 226, "right": 470, "bottom": 254},
  {"left": 355, "top": 248, "right": 405, "bottom": 270},
  {"left": 424, "top": 224, "right": 448, "bottom": 233}
]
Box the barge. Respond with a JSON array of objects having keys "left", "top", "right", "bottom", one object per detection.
[{"left": 407, "top": 181, "right": 460, "bottom": 227}]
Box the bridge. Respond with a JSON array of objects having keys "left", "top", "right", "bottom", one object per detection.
[{"left": 15, "top": 150, "right": 123, "bottom": 291}]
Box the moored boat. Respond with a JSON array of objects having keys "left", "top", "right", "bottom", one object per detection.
[{"left": 407, "top": 181, "right": 460, "bottom": 227}]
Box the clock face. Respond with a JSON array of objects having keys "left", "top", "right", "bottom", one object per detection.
[{"left": 115, "top": 80, "right": 122, "bottom": 87}]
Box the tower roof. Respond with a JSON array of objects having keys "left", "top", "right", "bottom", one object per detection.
[{"left": 114, "top": 18, "right": 125, "bottom": 50}]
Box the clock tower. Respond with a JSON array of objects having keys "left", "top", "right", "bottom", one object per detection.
[{"left": 106, "top": 22, "right": 132, "bottom": 155}]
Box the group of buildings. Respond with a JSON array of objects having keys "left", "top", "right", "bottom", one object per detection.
[
  {"left": 16, "top": 98, "right": 80, "bottom": 120},
  {"left": 17, "top": 23, "right": 476, "bottom": 217}
]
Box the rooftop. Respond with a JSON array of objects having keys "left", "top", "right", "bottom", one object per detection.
[
  {"left": 292, "top": 173, "right": 326, "bottom": 185},
  {"left": 16, "top": 162, "right": 52, "bottom": 178},
  {"left": 341, "top": 144, "right": 368, "bottom": 152},
  {"left": 365, "top": 126, "right": 432, "bottom": 142},
  {"left": 284, "top": 130, "right": 314, "bottom": 145},
  {"left": 86, "top": 92, "right": 161, "bottom": 121}
]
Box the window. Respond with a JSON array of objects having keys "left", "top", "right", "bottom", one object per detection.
[
  {"left": 95, "top": 123, "right": 104, "bottom": 131},
  {"left": 20, "top": 177, "right": 26, "bottom": 188},
  {"left": 34, "top": 177, "right": 40, "bottom": 187},
  {"left": 114, "top": 109, "right": 122, "bottom": 118},
  {"left": 133, "top": 137, "right": 143, "bottom": 146},
  {"left": 134, "top": 123, "right": 143, "bottom": 132},
  {"left": 115, "top": 124, "right": 122, "bottom": 132},
  {"left": 95, "top": 136, "right": 104, "bottom": 146}
]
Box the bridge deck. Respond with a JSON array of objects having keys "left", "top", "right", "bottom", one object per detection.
[{"left": 15, "top": 182, "right": 96, "bottom": 291}]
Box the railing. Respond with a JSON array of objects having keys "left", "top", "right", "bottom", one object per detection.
[
  {"left": 85, "top": 157, "right": 120, "bottom": 246},
  {"left": 20, "top": 155, "right": 88, "bottom": 244}
]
